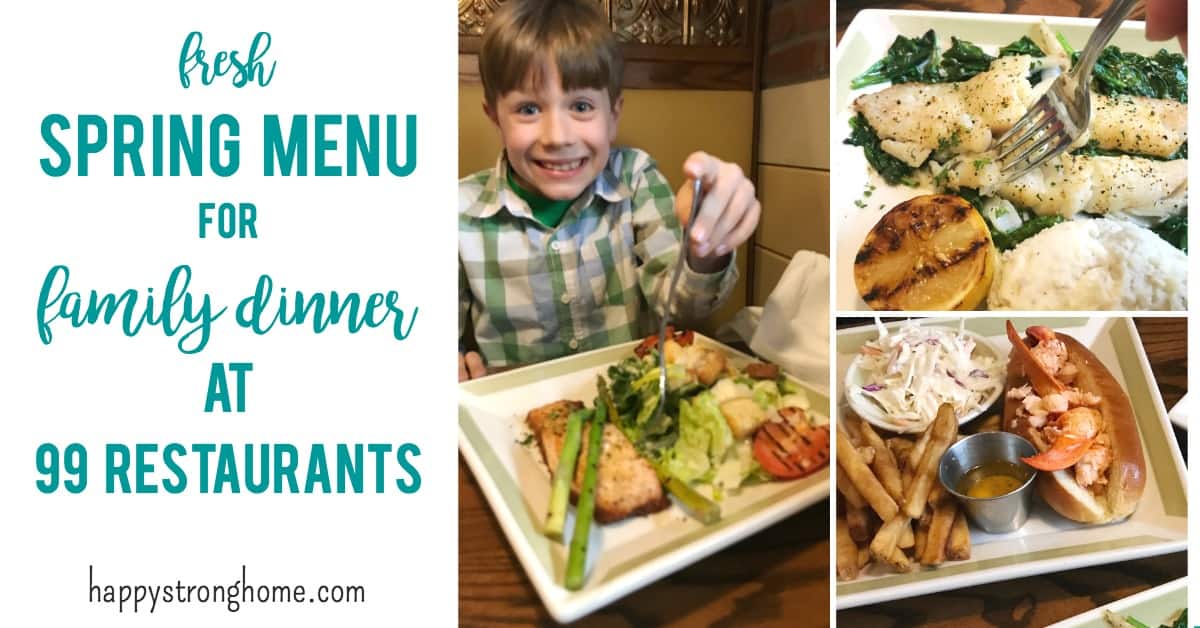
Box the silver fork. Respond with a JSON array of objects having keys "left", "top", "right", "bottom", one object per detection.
[
  {"left": 653, "top": 178, "right": 703, "bottom": 425},
  {"left": 994, "top": 0, "right": 1139, "bottom": 181}
]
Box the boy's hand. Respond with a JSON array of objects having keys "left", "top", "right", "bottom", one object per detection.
[
  {"left": 459, "top": 351, "right": 486, "bottom": 382},
  {"left": 675, "top": 151, "right": 761, "bottom": 274}
]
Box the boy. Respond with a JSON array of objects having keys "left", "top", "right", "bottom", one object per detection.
[{"left": 459, "top": 0, "right": 761, "bottom": 381}]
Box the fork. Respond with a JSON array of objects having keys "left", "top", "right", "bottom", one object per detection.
[
  {"left": 994, "top": 0, "right": 1140, "bottom": 181},
  {"left": 653, "top": 178, "right": 703, "bottom": 425}
]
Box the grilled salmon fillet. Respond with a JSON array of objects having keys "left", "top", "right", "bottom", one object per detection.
[{"left": 527, "top": 400, "right": 670, "bottom": 524}]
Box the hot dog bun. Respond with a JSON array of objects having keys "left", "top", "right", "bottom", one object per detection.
[{"left": 1004, "top": 329, "right": 1145, "bottom": 524}]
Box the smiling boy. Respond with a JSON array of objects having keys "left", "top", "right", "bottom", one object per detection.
[{"left": 459, "top": 0, "right": 761, "bottom": 380}]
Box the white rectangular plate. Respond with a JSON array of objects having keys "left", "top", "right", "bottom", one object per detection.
[
  {"left": 835, "top": 317, "right": 1187, "bottom": 609},
  {"left": 460, "top": 335, "right": 831, "bottom": 623},
  {"left": 1046, "top": 576, "right": 1187, "bottom": 628},
  {"left": 833, "top": 10, "right": 1185, "bottom": 310}
]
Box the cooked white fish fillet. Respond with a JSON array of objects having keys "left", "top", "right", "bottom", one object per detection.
[
  {"left": 853, "top": 55, "right": 1036, "bottom": 167},
  {"left": 940, "top": 153, "right": 1187, "bottom": 219},
  {"left": 1086, "top": 93, "right": 1187, "bottom": 158},
  {"left": 855, "top": 49, "right": 1186, "bottom": 164}
]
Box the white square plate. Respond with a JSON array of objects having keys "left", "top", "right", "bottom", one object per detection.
[
  {"left": 459, "top": 335, "right": 831, "bottom": 623},
  {"left": 835, "top": 318, "right": 1187, "bottom": 608},
  {"left": 1046, "top": 576, "right": 1186, "bottom": 628},
  {"left": 832, "top": 10, "right": 1186, "bottom": 310}
]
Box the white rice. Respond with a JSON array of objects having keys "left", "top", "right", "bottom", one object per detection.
[{"left": 988, "top": 217, "right": 1187, "bottom": 310}]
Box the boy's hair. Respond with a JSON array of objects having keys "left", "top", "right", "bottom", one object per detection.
[{"left": 479, "top": 0, "right": 623, "bottom": 107}]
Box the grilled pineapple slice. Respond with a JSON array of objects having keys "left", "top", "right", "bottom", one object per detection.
[{"left": 854, "top": 194, "right": 996, "bottom": 310}]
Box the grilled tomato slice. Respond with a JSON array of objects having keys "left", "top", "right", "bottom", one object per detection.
[
  {"left": 753, "top": 409, "right": 830, "bottom": 479},
  {"left": 633, "top": 327, "right": 695, "bottom": 358}
]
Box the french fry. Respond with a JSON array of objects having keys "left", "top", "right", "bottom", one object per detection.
[
  {"left": 902, "top": 425, "right": 932, "bottom": 494},
  {"left": 846, "top": 504, "right": 871, "bottom": 544},
  {"left": 888, "top": 547, "right": 914, "bottom": 572},
  {"left": 887, "top": 437, "right": 914, "bottom": 467},
  {"left": 859, "top": 418, "right": 904, "bottom": 503},
  {"left": 842, "top": 414, "right": 864, "bottom": 446},
  {"left": 907, "top": 422, "right": 934, "bottom": 470},
  {"left": 898, "top": 522, "right": 915, "bottom": 549},
  {"left": 914, "top": 512, "right": 929, "bottom": 558},
  {"left": 947, "top": 509, "right": 971, "bottom": 561},
  {"left": 837, "top": 408, "right": 975, "bottom": 581},
  {"left": 869, "top": 515, "right": 911, "bottom": 571},
  {"left": 927, "top": 482, "right": 947, "bottom": 510},
  {"left": 903, "top": 405, "right": 958, "bottom": 519},
  {"left": 837, "top": 424, "right": 899, "bottom": 521},
  {"left": 836, "top": 517, "right": 860, "bottom": 581},
  {"left": 920, "top": 492, "right": 957, "bottom": 566},
  {"left": 972, "top": 413, "right": 1002, "bottom": 433},
  {"left": 836, "top": 466, "right": 867, "bottom": 510}
]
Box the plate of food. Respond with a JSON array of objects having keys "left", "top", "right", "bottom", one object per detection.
[
  {"left": 459, "top": 331, "right": 831, "bottom": 623},
  {"left": 835, "top": 318, "right": 1186, "bottom": 609},
  {"left": 834, "top": 10, "right": 1187, "bottom": 311},
  {"left": 1045, "top": 576, "right": 1186, "bottom": 628}
]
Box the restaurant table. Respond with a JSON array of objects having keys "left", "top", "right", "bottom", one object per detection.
[{"left": 836, "top": 317, "right": 1187, "bottom": 627}]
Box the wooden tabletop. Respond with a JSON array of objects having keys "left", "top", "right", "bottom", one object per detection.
[{"left": 837, "top": 317, "right": 1188, "bottom": 627}]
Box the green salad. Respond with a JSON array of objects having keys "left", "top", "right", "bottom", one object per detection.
[{"left": 607, "top": 350, "right": 808, "bottom": 492}]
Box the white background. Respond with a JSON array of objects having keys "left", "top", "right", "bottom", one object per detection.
[{"left": 0, "top": 1, "right": 457, "bottom": 625}]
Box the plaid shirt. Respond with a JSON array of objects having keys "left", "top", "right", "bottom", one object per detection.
[{"left": 459, "top": 147, "right": 738, "bottom": 367}]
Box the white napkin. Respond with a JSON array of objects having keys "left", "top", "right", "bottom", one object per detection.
[
  {"left": 722, "top": 251, "right": 830, "bottom": 394},
  {"left": 1168, "top": 392, "right": 1188, "bottom": 429}
]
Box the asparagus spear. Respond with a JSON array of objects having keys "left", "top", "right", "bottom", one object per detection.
[
  {"left": 655, "top": 469, "right": 721, "bottom": 525},
  {"left": 597, "top": 378, "right": 721, "bottom": 525},
  {"left": 544, "top": 408, "right": 588, "bottom": 540},
  {"left": 565, "top": 398, "right": 607, "bottom": 590}
]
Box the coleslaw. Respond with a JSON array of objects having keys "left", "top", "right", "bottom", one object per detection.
[{"left": 847, "top": 320, "right": 1003, "bottom": 432}]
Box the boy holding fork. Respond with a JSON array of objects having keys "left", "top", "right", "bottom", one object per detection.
[{"left": 459, "top": 0, "right": 761, "bottom": 380}]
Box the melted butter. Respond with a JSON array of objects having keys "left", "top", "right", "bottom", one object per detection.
[{"left": 957, "top": 460, "right": 1029, "bottom": 499}]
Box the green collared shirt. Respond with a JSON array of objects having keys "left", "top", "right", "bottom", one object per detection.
[{"left": 459, "top": 147, "right": 738, "bottom": 367}]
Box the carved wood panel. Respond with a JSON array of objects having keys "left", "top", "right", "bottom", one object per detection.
[
  {"left": 459, "top": 0, "right": 759, "bottom": 90},
  {"left": 459, "top": 0, "right": 750, "bottom": 47},
  {"left": 458, "top": 0, "right": 504, "bottom": 36},
  {"left": 613, "top": 0, "right": 685, "bottom": 45},
  {"left": 689, "top": 0, "right": 747, "bottom": 47}
]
